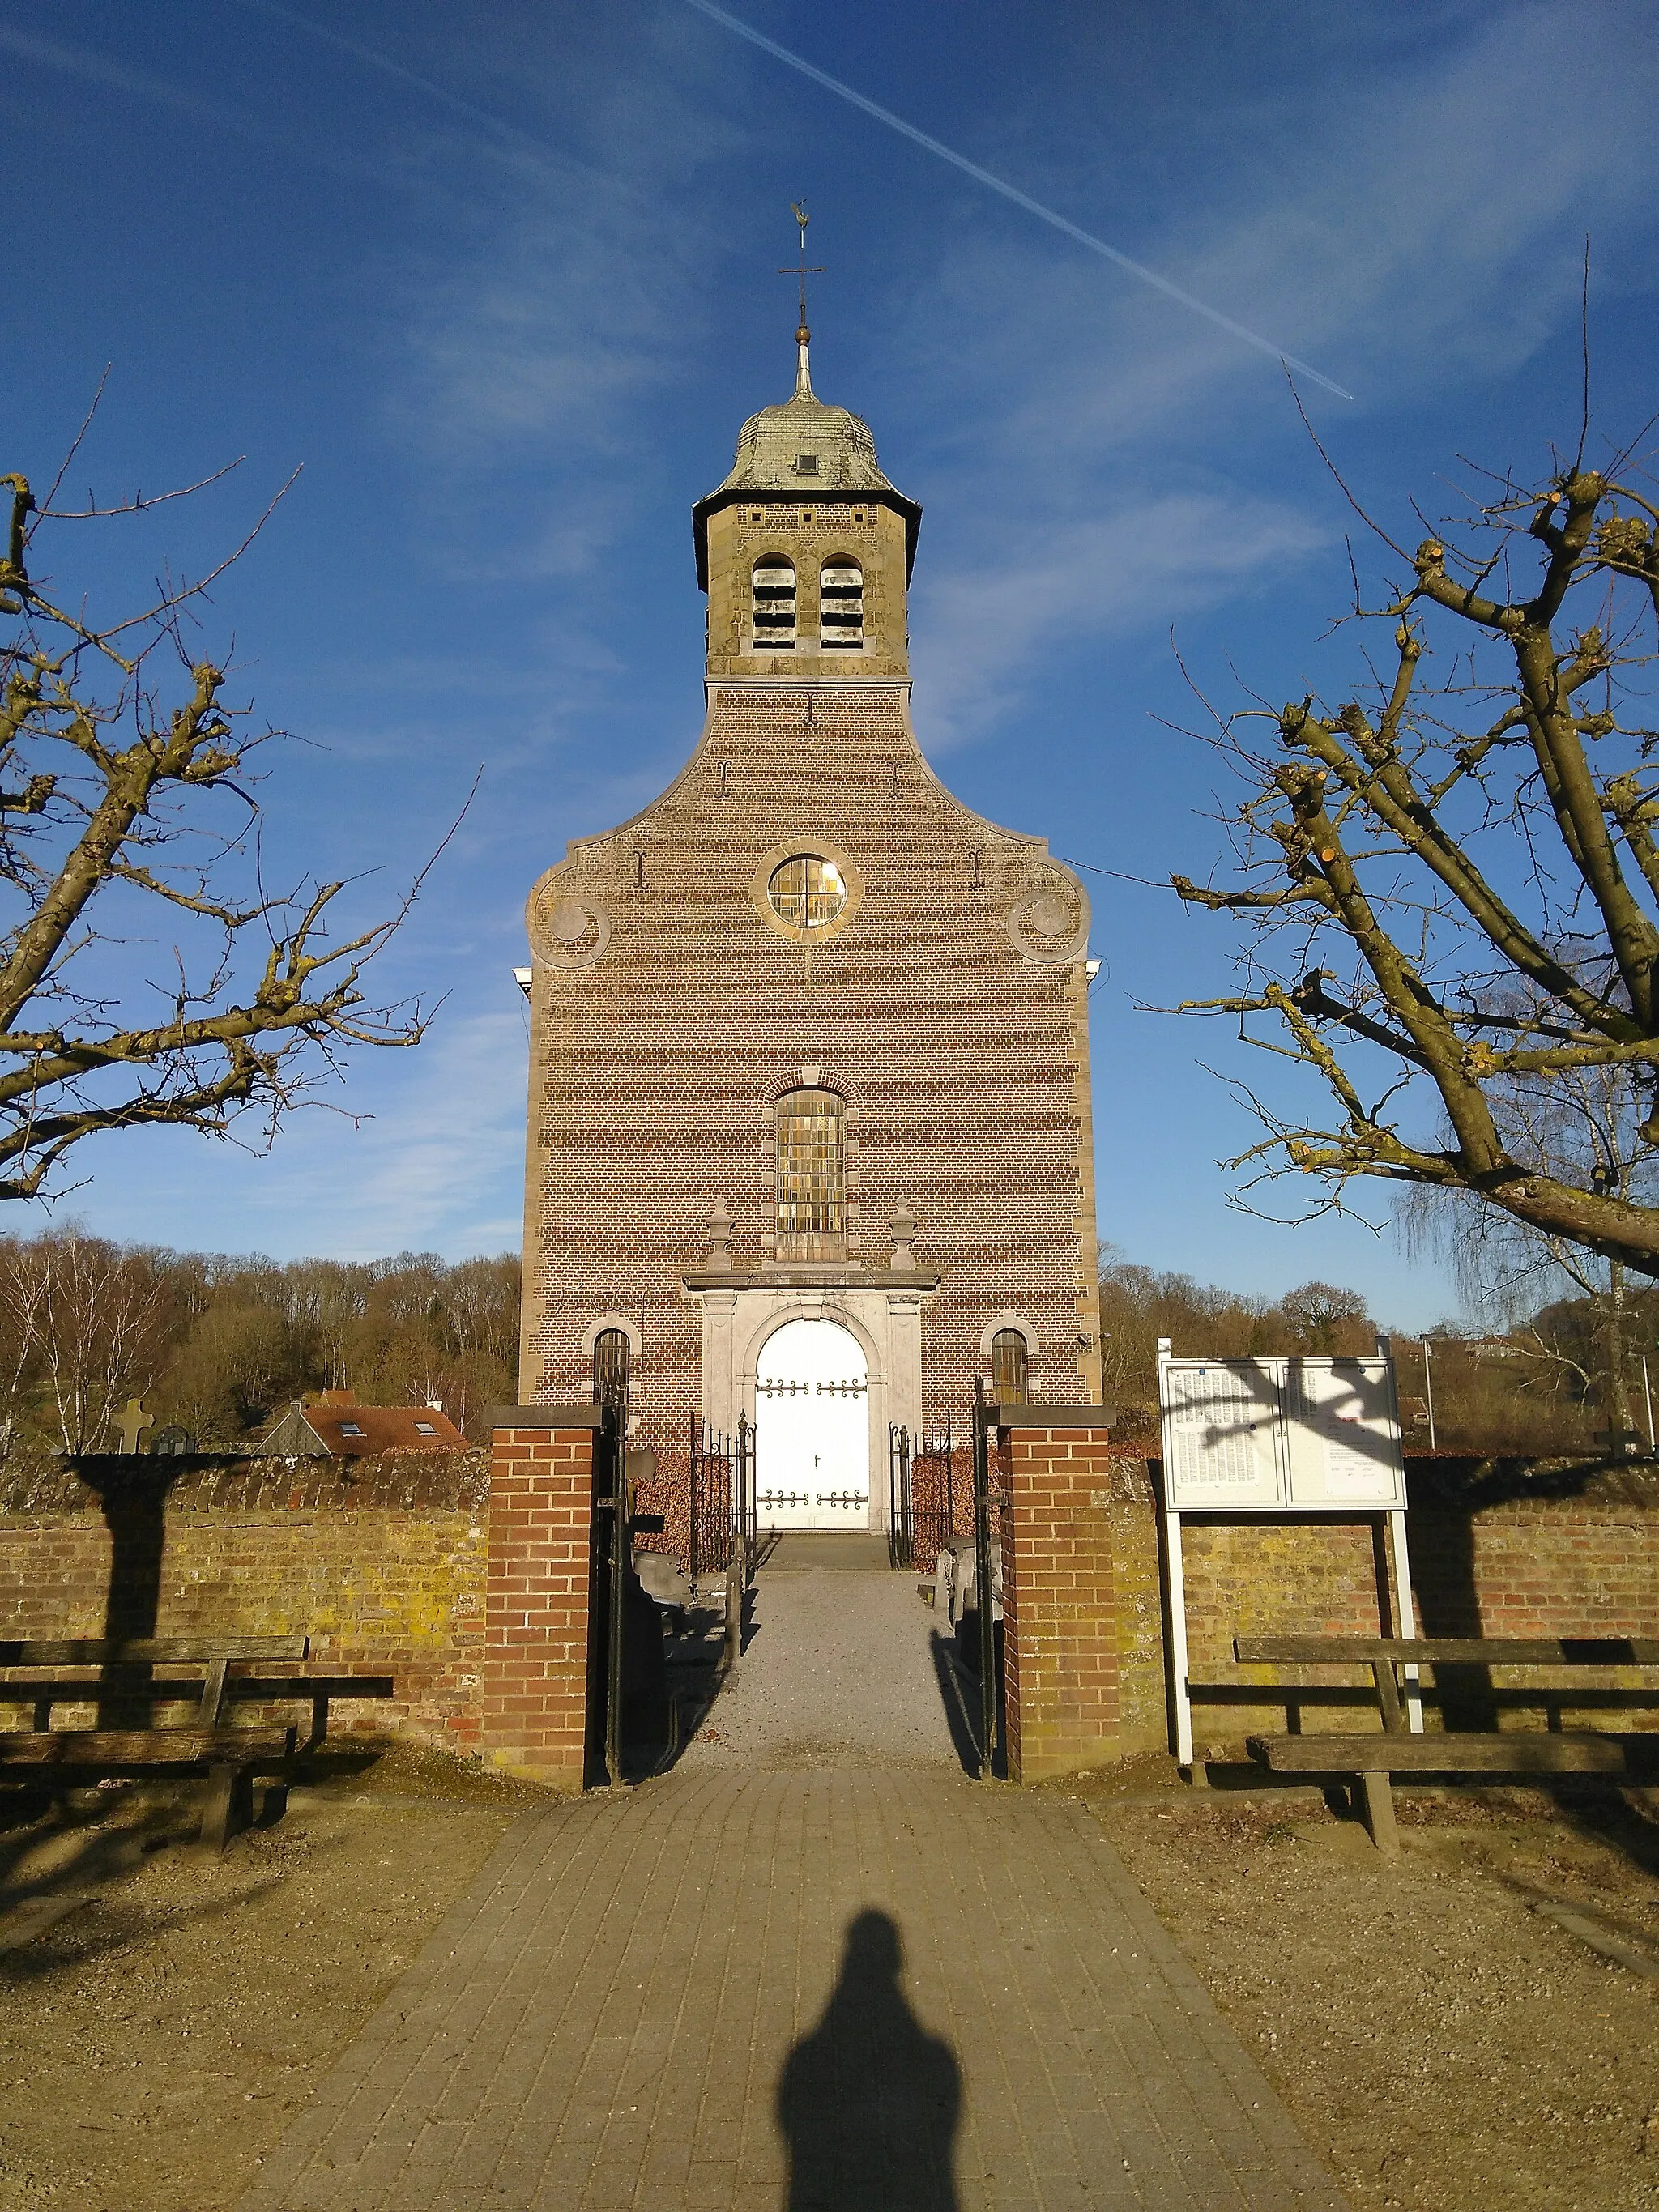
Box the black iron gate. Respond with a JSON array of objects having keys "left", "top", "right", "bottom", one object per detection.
[
  {"left": 585, "top": 1400, "right": 625, "bottom": 1788},
  {"left": 970, "top": 1378, "right": 999, "bottom": 1779},
  {"left": 688, "top": 1413, "right": 758, "bottom": 1579},
  {"left": 689, "top": 1416, "right": 729, "bottom": 1580},
  {"left": 888, "top": 1414, "right": 957, "bottom": 1570},
  {"left": 888, "top": 1423, "right": 912, "bottom": 1567}
]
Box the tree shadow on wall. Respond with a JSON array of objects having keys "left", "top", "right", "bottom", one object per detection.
[
  {"left": 70, "top": 1455, "right": 182, "bottom": 1726},
  {"left": 776, "top": 1909, "right": 960, "bottom": 2212}
]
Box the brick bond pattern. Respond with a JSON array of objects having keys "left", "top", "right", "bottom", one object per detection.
[
  {"left": 518, "top": 677, "right": 1102, "bottom": 1444},
  {"left": 3, "top": 1452, "right": 1653, "bottom": 1774},
  {"left": 237, "top": 1769, "right": 1349, "bottom": 2212},
  {"left": 480, "top": 1421, "right": 600, "bottom": 1792},
  {"left": 1073, "top": 1455, "right": 1659, "bottom": 1758},
  {"left": 0, "top": 1452, "right": 488, "bottom": 1746},
  {"left": 999, "top": 1417, "right": 1121, "bottom": 1784}
]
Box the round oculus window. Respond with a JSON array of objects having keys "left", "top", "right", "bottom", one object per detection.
[{"left": 768, "top": 855, "right": 847, "bottom": 929}]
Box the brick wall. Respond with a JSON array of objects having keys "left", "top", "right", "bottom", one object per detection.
[
  {"left": 480, "top": 1413, "right": 603, "bottom": 1792},
  {"left": 1129, "top": 1455, "right": 1659, "bottom": 1759},
  {"left": 0, "top": 1451, "right": 489, "bottom": 1746},
  {"left": 999, "top": 1412, "right": 1120, "bottom": 1784}
]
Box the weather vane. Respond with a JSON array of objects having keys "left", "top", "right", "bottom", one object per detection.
[{"left": 779, "top": 201, "right": 824, "bottom": 347}]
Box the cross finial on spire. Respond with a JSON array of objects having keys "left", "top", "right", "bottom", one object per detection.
[{"left": 780, "top": 201, "right": 824, "bottom": 397}]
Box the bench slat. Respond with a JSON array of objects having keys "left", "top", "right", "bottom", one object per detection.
[
  {"left": 1247, "top": 1731, "right": 1638, "bottom": 1775},
  {"left": 0, "top": 1637, "right": 309, "bottom": 1667},
  {"left": 0, "top": 1729, "right": 292, "bottom": 1768},
  {"left": 0, "top": 1675, "right": 393, "bottom": 1703},
  {"left": 1235, "top": 1636, "right": 1659, "bottom": 1667}
]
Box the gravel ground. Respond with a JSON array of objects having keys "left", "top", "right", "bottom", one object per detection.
[
  {"left": 1079, "top": 1762, "right": 1659, "bottom": 2212},
  {"left": 676, "top": 1556, "right": 971, "bottom": 1771},
  {"left": 0, "top": 1743, "right": 545, "bottom": 2212}
]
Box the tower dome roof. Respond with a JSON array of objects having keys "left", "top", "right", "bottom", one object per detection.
[
  {"left": 693, "top": 362, "right": 920, "bottom": 589},
  {"left": 718, "top": 388, "right": 900, "bottom": 501}
]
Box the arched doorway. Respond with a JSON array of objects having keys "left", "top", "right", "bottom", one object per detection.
[{"left": 754, "top": 1317, "right": 869, "bottom": 1531}]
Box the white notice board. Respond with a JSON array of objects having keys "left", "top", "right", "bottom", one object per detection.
[
  {"left": 1159, "top": 1352, "right": 1406, "bottom": 1512},
  {"left": 1160, "top": 1361, "right": 1282, "bottom": 1508},
  {"left": 1155, "top": 1337, "right": 1419, "bottom": 1768}
]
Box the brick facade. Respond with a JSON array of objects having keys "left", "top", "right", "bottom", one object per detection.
[
  {"left": 518, "top": 358, "right": 1103, "bottom": 1497},
  {"left": 479, "top": 1413, "right": 603, "bottom": 1792},
  {"left": 998, "top": 1412, "right": 1121, "bottom": 1783}
]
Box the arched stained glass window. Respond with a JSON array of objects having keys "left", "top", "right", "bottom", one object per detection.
[
  {"left": 991, "top": 1328, "right": 1029, "bottom": 1406},
  {"left": 752, "top": 556, "right": 796, "bottom": 648},
  {"left": 774, "top": 1089, "right": 844, "bottom": 1261}
]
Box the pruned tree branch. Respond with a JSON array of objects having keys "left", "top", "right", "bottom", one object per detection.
[
  {"left": 0, "top": 424, "right": 438, "bottom": 1204},
  {"left": 1170, "top": 412, "right": 1659, "bottom": 1277}
]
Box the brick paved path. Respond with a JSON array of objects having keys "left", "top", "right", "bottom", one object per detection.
[{"left": 240, "top": 1767, "right": 1346, "bottom": 2212}]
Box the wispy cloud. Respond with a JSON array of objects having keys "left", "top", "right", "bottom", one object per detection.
[
  {"left": 0, "top": 19, "right": 396, "bottom": 187},
  {"left": 882, "top": 1, "right": 1659, "bottom": 747},
  {"left": 680, "top": 0, "right": 1352, "bottom": 397},
  {"left": 911, "top": 492, "right": 1325, "bottom": 751}
]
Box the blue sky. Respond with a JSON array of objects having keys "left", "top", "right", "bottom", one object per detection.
[{"left": 5, "top": 1, "right": 1658, "bottom": 1327}]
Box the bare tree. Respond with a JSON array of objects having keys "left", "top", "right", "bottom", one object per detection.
[
  {"left": 1400, "top": 990, "right": 1658, "bottom": 1446},
  {"left": 0, "top": 1227, "right": 177, "bottom": 1452},
  {"left": 1171, "top": 406, "right": 1659, "bottom": 1276},
  {"left": 0, "top": 423, "right": 433, "bottom": 1202}
]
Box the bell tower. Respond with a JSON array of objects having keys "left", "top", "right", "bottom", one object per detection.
[{"left": 693, "top": 279, "right": 919, "bottom": 684}]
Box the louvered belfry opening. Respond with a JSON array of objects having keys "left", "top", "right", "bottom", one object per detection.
[
  {"left": 991, "top": 1328, "right": 1029, "bottom": 1406},
  {"left": 591, "top": 1328, "right": 631, "bottom": 1409},
  {"left": 752, "top": 556, "right": 797, "bottom": 648},
  {"left": 774, "top": 1088, "right": 845, "bottom": 1260},
  {"left": 820, "top": 559, "right": 864, "bottom": 648}
]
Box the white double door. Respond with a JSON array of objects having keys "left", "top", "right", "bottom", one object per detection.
[{"left": 754, "top": 1318, "right": 870, "bottom": 1531}]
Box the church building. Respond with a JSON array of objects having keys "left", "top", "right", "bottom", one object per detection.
[{"left": 518, "top": 316, "right": 1102, "bottom": 1531}]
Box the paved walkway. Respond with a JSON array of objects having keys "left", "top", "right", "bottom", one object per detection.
[
  {"left": 678, "top": 1540, "right": 969, "bottom": 1771},
  {"left": 241, "top": 1558, "right": 1346, "bottom": 2212}
]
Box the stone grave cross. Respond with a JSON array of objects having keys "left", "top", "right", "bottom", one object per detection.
[{"left": 114, "top": 1396, "right": 155, "bottom": 1455}]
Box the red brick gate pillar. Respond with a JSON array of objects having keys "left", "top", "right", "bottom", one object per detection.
[
  {"left": 998, "top": 1407, "right": 1120, "bottom": 1785},
  {"left": 481, "top": 1407, "right": 604, "bottom": 1791}
]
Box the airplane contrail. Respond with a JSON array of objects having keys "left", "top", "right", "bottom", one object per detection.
[{"left": 683, "top": 0, "right": 1354, "bottom": 402}]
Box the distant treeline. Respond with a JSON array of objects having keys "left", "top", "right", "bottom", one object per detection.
[
  {"left": 1098, "top": 1254, "right": 1653, "bottom": 1456},
  {"left": 0, "top": 1227, "right": 1644, "bottom": 1462},
  {"left": 0, "top": 1230, "right": 519, "bottom": 1455}
]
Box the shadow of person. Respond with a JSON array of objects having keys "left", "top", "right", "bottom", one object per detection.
[{"left": 777, "top": 1908, "right": 961, "bottom": 2211}]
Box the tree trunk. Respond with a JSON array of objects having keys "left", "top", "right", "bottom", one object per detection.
[{"left": 1606, "top": 1259, "right": 1633, "bottom": 1456}]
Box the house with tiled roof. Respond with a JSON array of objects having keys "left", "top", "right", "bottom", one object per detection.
[{"left": 253, "top": 1388, "right": 468, "bottom": 1458}]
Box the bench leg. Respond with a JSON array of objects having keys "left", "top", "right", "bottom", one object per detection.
[
  {"left": 1358, "top": 1771, "right": 1398, "bottom": 1859},
  {"left": 198, "top": 1761, "right": 242, "bottom": 1853}
]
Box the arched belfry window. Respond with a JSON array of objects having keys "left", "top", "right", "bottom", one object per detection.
[
  {"left": 592, "top": 1328, "right": 631, "bottom": 1408},
  {"left": 774, "top": 1089, "right": 844, "bottom": 1261},
  {"left": 753, "top": 556, "right": 796, "bottom": 649},
  {"left": 991, "top": 1328, "right": 1029, "bottom": 1406},
  {"left": 820, "top": 559, "right": 864, "bottom": 648}
]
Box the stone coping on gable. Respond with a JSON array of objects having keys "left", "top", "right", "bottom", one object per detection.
[{"left": 484, "top": 1404, "right": 608, "bottom": 1432}]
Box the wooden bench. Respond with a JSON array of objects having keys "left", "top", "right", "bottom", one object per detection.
[
  {"left": 1233, "top": 1635, "right": 1659, "bottom": 1856},
  {"left": 0, "top": 1637, "right": 396, "bottom": 1848}
]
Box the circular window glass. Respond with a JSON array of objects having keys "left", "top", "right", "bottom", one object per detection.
[{"left": 769, "top": 855, "right": 847, "bottom": 929}]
